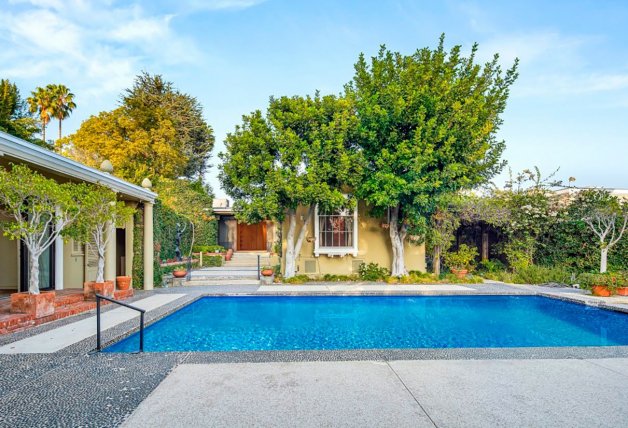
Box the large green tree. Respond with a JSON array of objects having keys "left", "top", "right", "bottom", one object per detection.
[
  {"left": 219, "top": 94, "right": 361, "bottom": 278},
  {"left": 0, "top": 79, "right": 39, "bottom": 142},
  {"left": 59, "top": 72, "right": 214, "bottom": 184},
  {"left": 346, "top": 36, "right": 518, "bottom": 276}
]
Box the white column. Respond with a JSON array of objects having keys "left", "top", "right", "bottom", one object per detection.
[
  {"left": 54, "top": 235, "right": 64, "bottom": 290},
  {"left": 143, "top": 202, "right": 154, "bottom": 290},
  {"left": 104, "top": 221, "right": 116, "bottom": 282},
  {"left": 54, "top": 206, "right": 64, "bottom": 290}
]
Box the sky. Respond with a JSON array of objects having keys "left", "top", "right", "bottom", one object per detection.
[{"left": 1, "top": 0, "right": 627, "bottom": 198}]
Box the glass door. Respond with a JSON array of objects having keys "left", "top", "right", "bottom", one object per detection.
[{"left": 20, "top": 232, "right": 55, "bottom": 292}]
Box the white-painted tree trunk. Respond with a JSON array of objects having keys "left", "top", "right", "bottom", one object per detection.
[
  {"left": 389, "top": 206, "right": 408, "bottom": 277},
  {"left": 284, "top": 210, "right": 297, "bottom": 279},
  {"left": 283, "top": 206, "right": 315, "bottom": 279},
  {"left": 28, "top": 250, "right": 41, "bottom": 295},
  {"left": 600, "top": 247, "right": 608, "bottom": 274},
  {"left": 433, "top": 245, "right": 442, "bottom": 276},
  {"left": 96, "top": 246, "right": 106, "bottom": 283},
  {"left": 94, "top": 223, "right": 108, "bottom": 283}
]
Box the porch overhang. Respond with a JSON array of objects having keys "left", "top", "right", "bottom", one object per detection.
[{"left": 0, "top": 131, "right": 157, "bottom": 203}]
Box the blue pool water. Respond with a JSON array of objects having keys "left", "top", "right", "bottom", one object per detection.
[{"left": 104, "top": 295, "right": 628, "bottom": 352}]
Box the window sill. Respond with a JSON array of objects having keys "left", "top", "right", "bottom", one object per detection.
[{"left": 314, "top": 247, "right": 358, "bottom": 257}]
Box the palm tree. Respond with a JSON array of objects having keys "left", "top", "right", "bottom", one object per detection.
[
  {"left": 27, "top": 87, "right": 53, "bottom": 144},
  {"left": 48, "top": 84, "right": 76, "bottom": 140}
]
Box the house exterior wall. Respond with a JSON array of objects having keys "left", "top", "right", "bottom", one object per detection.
[
  {"left": 0, "top": 229, "right": 18, "bottom": 290},
  {"left": 281, "top": 201, "right": 426, "bottom": 276},
  {"left": 63, "top": 239, "right": 85, "bottom": 289},
  {"left": 0, "top": 131, "right": 157, "bottom": 291}
]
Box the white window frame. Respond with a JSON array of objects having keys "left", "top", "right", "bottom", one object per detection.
[{"left": 314, "top": 204, "right": 358, "bottom": 257}]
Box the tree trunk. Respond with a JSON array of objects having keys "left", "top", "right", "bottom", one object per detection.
[
  {"left": 433, "top": 244, "right": 441, "bottom": 276},
  {"left": 283, "top": 206, "right": 315, "bottom": 279},
  {"left": 600, "top": 247, "right": 608, "bottom": 273},
  {"left": 42, "top": 122, "right": 46, "bottom": 144},
  {"left": 96, "top": 246, "right": 105, "bottom": 283},
  {"left": 29, "top": 250, "right": 41, "bottom": 294},
  {"left": 389, "top": 205, "right": 407, "bottom": 277},
  {"left": 481, "top": 230, "right": 489, "bottom": 261},
  {"left": 58, "top": 119, "right": 62, "bottom": 140},
  {"left": 284, "top": 209, "right": 297, "bottom": 279}
]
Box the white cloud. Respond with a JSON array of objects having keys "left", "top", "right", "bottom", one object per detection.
[
  {"left": 477, "top": 31, "right": 590, "bottom": 66},
  {"left": 0, "top": 1, "right": 203, "bottom": 100},
  {"left": 474, "top": 31, "right": 628, "bottom": 99},
  {"left": 177, "top": 0, "right": 266, "bottom": 11},
  {"left": 111, "top": 16, "right": 174, "bottom": 42}
]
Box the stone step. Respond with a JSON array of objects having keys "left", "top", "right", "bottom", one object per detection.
[{"left": 183, "top": 279, "right": 261, "bottom": 286}]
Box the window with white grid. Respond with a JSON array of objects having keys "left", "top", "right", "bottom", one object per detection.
[{"left": 314, "top": 205, "right": 358, "bottom": 256}]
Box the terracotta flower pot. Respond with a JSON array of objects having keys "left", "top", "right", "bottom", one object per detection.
[
  {"left": 83, "top": 281, "right": 115, "bottom": 300},
  {"left": 261, "top": 269, "right": 274, "bottom": 277},
  {"left": 10, "top": 290, "right": 56, "bottom": 319},
  {"left": 591, "top": 285, "right": 612, "bottom": 297},
  {"left": 451, "top": 269, "right": 468, "bottom": 280},
  {"left": 116, "top": 276, "right": 132, "bottom": 290},
  {"left": 617, "top": 287, "right": 628, "bottom": 296},
  {"left": 172, "top": 270, "right": 187, "bottom": 278},
  {"left": 225, "top": 249, "right": 234, "bottom": 261}
]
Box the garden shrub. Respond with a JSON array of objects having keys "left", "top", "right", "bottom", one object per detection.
[
  {"left": 193, "top": 244, "right": 225, "bottom": 253},
  {"left": 512, "top": 265, "right": 573, "bottom": 285},
  {"left": 442, "top": 273, "right": 484, "bottom": 284},
  {"left": 477, "top": 259, "right": 506, "bottom": 273},
  {"left": 200, "top": 255, "right": 223, "bottom": 267},
  {"left": 283, "top": 274, "right": 310, "bottom": 284},
  {"left": 322, "top": 274, "right": 358, "bottom": 282},
  {"left": 358, "top": 262, "right": 390, "bottom": 281}
]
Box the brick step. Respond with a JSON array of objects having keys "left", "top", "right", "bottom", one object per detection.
[
  {"left": 0, "top": 289, "right": 135, "bottom": 335},
  {"left": 55, "top": 293, "right": 85, "bottom": 307},
  {"left": 114, "top": 289, "right": 134, "bottom": 300}
]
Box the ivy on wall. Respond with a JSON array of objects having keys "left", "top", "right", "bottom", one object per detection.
[
  {"left": 132, "top": 199, "right": 219, "bottom": 289},
  {"left": 132, "top": 207, "right": 145, "bottom": 289}
]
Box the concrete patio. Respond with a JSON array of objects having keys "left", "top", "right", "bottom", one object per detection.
[
  {"left": 0, "top": 281, "right": 627, "bottom": 427},
  {"left": 124, "top": 359, "right": 628, "bottom": 428}
]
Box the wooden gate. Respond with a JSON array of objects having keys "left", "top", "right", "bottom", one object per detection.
[{"left": 237, "top": 222, "right": 266, "bottom": 251}]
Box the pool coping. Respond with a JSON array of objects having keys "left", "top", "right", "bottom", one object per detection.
[{"left": 83, "top": 289, "right": 628, "bottom": 361}]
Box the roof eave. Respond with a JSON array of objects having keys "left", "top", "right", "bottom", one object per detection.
[{"left": 0, "top": 131, "right": 157, "bottom": 203}]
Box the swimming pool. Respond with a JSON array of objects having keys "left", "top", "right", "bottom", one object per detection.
[{"left": 104, "top": 295, "right": 628, "bottom": 352}]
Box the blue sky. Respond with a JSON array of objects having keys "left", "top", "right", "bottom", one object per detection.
[{"left": 1, "top": 0, "right": 627, "bottom": 197}]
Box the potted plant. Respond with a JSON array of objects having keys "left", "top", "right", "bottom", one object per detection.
[
  {"left": 261, "top": 266, "right": 274, "bottom": 277},
  {"left": 116, "top": 276, "right": 132, "bottom": 290},
  {"left": 444, "top": 244, "right": 478, "bottom": 279},
  {"left": 579, "top": 273, "right": 615, "bottom": 297},
  {"left": 172, "top": 269, "right": 187, "bottom": 278},
  {"left": 73, "top": 186, "right": 135, "bottom": 300},
  {"left": 616, "top": 273, "right": 628, "bottom": 296},
  {"left": 0, "top": 164, "right": 83, "bottom": 318}
]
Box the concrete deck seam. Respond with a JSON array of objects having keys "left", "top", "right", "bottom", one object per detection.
[
  {"left": 385, "top": 360, "right": 439, "bottom": 428},
  {"left": 579, "top": 358, "right": 628, "bottom": 378}
]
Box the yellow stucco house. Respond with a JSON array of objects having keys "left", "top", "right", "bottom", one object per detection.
[
  {"left": 215, "top": 199, "right": 426, "bottom": 276},
  {"left": 0, "top": 131, "right": 157, "bottom": 294}
]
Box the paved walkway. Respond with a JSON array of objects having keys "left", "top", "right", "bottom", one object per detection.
[
  {"left": 124, "top": 359, "right": 628, "bottom": 428},
  {"left": 0, "top": 294, "right": 185, "bottom": 354}
]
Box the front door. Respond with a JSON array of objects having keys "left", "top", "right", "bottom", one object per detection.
[{"left": 237, "top": 222, "right": 266, "bottom": 251}]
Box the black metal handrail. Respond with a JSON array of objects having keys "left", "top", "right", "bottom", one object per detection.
[{"left": 95, "top": 293, "right": 146, "bottom": 353}]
